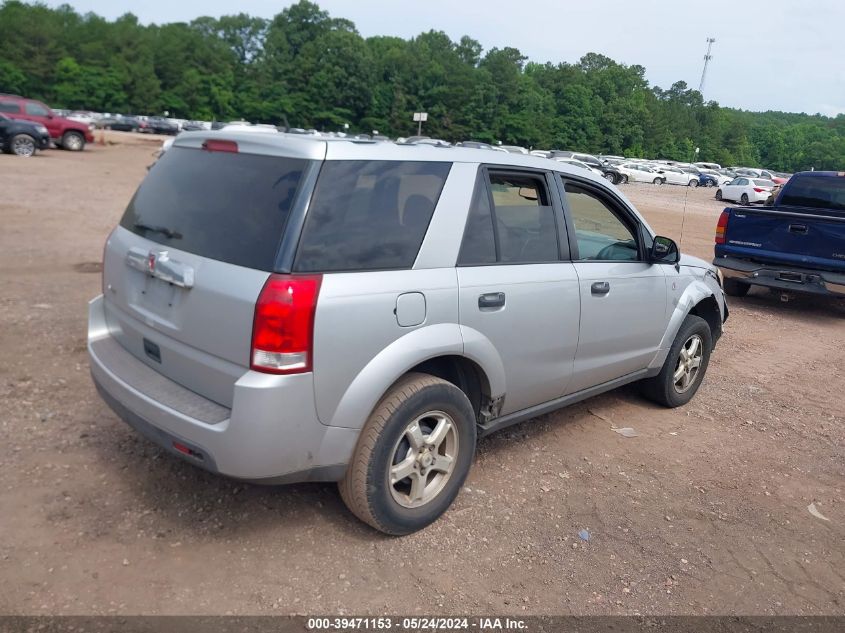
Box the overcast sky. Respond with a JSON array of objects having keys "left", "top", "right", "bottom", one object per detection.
[{"left": 44, "top": 0, "right": 845, "bottom": 117}]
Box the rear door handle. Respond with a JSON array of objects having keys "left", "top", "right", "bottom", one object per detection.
[
  {"left": 478, "top": 292, "right": 506, "bottom": 309},
  {"left": 788, "top": 224, "right": 808, "bottom": 235},
  {"left": 591, "top": 281, "right": 610, "bottom": 296}
]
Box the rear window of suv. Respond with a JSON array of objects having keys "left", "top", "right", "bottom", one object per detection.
[
  {"left": 294, "top": 160, "right": 451, "bottom": 272},
  {"left": 780, "top": 175, "right": 845, "bottom": 212},
  {"left": 120, "top": 147, "right": 307, "bottom": 271}
]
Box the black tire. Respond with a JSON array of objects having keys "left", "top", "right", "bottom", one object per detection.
[
  {"left": 61, "top": 131, "right": 85, "bottom": 151},
  {"left": 723, "top": 278, "right": 750, "bottom": 297},
  {"left": 9, "top": 133, "right": 36, "bottom": 157},
  {"left": 603, "top": 172, "right": 615, "bottom": 183},
  {"left": 715, "top": 189, "right": 723, "bottom": 200},
  {"left": 620, "top": 174, "right": 628, "bottom": 184},
  {"left": 689, "top": 179, "right": 699, "bottom": 187},
  {"left": 705, "top": 180, "right": 715, "bottom": 188},
  {"left": 653, "top": 177, "right": 662, "bottom": 185},
  {"left": 740, "top": 193, "right": 749, "bottom": 205},
  {"left": 641, "top": 315, "right": 712, "bottom": 408},
  {"left": 339, "top": 373, "right": 476, "bottom": 535}
]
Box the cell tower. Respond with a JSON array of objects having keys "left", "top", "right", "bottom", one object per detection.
[{"left": 698, "top": 37, "right": 716, "bottom": 95}]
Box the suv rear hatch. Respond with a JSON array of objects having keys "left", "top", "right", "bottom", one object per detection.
[{"left": 102, "top": 136, "right": 320, "bottom": 407}]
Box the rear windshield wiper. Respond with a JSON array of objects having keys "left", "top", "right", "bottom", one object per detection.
[{"left": 133, "top": 222, "right": 182, "bottom": 239}]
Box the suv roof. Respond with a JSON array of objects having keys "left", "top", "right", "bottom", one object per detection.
[{"left": 173, "top": 131, "right": 607, "bottom": 176}]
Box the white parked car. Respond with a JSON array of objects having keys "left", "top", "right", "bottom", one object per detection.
[
  {"left": 694, "top": 161, "right": 722, "bottom": 171},
  {"left": 716, "top": 177, "right": 776, "bottom": 204},
  {"left": 617, "top": 163, "right": 665, "bottom": 184},
  {"left": 554, "top": 157, "right": 603, "bottom": 177},
  {"left": 655, "top": 165, "right": 699, "bottom": 187}
]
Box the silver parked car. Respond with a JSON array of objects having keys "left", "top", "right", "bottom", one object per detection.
[{"left": 88, "top": 132, "right": 728, "bottom": 534}]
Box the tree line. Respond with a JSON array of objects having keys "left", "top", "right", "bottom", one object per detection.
[{"left": 1, "top": 0, "right": 843, "bottom": 171}]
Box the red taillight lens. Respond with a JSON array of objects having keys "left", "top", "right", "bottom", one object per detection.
[
  {"left": 202, "top": 139, "right": 238, "bottom": 153},
  {"left": 753, "top": 187, "right": 766, "bottom": 193},
  {"left": 715, "top": 210, "right": 729, "bottom": 244},
  {"left": 250, "top": 274, "right": 322, "bottom": 374}
]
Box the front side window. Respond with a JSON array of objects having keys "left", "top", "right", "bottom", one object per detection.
[
  {"left": 294, "top": 160, "right": 451, "bottom": 272},
  {"left": 24, "top": 102, "right": 50, "bottom": 116},
  {"left": 563, "top": 181, "right": 639, "bottom": 261}
]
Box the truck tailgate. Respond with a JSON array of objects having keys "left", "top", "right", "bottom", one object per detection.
[{"left": 717, "top": 206, "right": 845, "bottom": 273}]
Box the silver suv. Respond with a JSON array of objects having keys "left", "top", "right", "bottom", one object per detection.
[{"left": 88, "top": 132, "right": 727, "bottom": 534}]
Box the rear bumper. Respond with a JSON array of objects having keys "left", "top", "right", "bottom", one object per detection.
[
  {"left": 714, "top": 256, "right": 845, "bottom": 297},
  {"left": 87, "top": 295, "right": 358, "bottom": 483}
]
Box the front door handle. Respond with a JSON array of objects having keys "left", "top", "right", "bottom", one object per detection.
[
  {"left": 591, "top": 281, "right": 610, "bottom": 296},
  {"left": 478, "top": 292, "right": 506, "bottom": 309},
  {"left": 788, "top": 224, "right": 808, "bottom": 235}
]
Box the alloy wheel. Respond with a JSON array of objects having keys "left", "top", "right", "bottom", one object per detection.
[
  {"left": 389, "top": 410, "right": 459, "bottom": 509},
  {"left": 673, "top": 334, "right": 703, "bottom": 393}
]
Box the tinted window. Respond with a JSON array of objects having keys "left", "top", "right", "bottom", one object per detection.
[
  {"left": 489, "top": 172, "right": 559, "bottom": 263},
  {"left": 458, "top": 175, "right": 497, "bottom": 265},
  {"left": 120, "top": 147, "right": 306, "bottom": 271},
  {"left": 24, "top": 102, "right": 50, "bottom": 116},
  {"left": 780, "top": 176, "right": 845, "bottom": 211},
  {"left": 0, "top": 101, "right": 20, "bottom": 113},
  {"left": 294, "top": 161, "right": 451, "bottom": 272},
  {"left": 564, "top": 182, "right": 639, "bottom": 261}
]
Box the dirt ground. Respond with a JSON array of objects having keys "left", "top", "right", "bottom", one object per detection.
[{"left": 1, "top": 136, "right": 843, "bottom": 616}]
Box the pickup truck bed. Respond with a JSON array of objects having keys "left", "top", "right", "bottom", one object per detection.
[{"left": 713, "top": 171, "right": 845, "bottom": 297}]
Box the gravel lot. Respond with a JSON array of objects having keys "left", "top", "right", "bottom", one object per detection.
[{"left": 1, "top": 136, "right": 843, "bottom": 616}]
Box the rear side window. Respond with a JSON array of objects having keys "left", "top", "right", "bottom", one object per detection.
[
  {"left": 490, "top": 172, "right": 559, "bottom": 263},
  {"left": 120, "top": 147, "right": 307, "bottom": 271},
  {"left": 780, "top": 176, "right": 845, "bottom": 211},
  {"left": 294, "top": 161, "right": 451, "bottom": 272},
  {"left": 0, "top": 101, "right": 20, "bottom": 113}
]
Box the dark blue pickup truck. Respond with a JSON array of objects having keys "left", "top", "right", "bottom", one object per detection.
[{"left": 713, "top": 171, "right": 845, "bottom": 298}]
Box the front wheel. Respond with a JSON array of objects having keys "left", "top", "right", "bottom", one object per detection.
[
  {"left": 339, "top": 373, "right": 476, "bottom": 535},
  {"left": 620, "top": 174, "right": 628, "bottom": 184},
  {"left": 689, "top": 179, "right": 699, "bottom": 187},
  {"left": 603, "top": 172, "right": 616, "bottom": 184},
  {"left": 9, "top": 133, "right": 36, "bottom": 157},
  {"left": 61, "top": 131, "right": 85, "bottom": 151},
  {"left": 715, "top": 189, "right": 723, "bottom": 200},
  {"left": 641, "top": 315, "right": 712, "bottom": 407},
  {"left": 740, "top": 193, "right": 749, "bottom": 205}
]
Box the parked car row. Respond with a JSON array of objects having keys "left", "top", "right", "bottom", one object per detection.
[{"left": 0, "top": 93, "right": 94, "bottom": 153}]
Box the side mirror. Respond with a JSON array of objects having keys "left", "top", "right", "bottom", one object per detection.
[{"left": 650, "top": 236, "right": 680, "bottom": 264}]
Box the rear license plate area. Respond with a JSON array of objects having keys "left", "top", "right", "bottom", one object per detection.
[{"left": 778, "top": 271, "right": 804, "bottom": 283}]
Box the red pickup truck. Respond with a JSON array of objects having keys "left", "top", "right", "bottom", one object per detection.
[{"left": 0, "top": 94, "right": 94, "bottom": 151}]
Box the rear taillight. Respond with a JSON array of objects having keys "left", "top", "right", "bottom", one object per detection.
[
  {"left": 250, "top": 274, "right": 322, "bottom": 374},
  {"left": 715, "top": 210, "right": 729, "bottom": 244},
  {"left": 753, "top": 187, "right": 766, "bottom": 193}
]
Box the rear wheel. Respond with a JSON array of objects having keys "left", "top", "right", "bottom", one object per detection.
[
  {"left": 339, "top": 373, "right": 476, "bottom": 535},
  {"left": 689, "top": 179, "right": 699, "bottom": 187},
  {"left": 641, "top": 315, "right": 712, "bottom": 408},
  {"left": 620, "top": 174, "right": 628, "bottom": 184},
  {"left": 740, "top": 193, "right": 749, "bottom": 205},
  {"left": 9, "top": 133, "right": 36, "bottom": 157},
  {"left": 603, "top": 172, "right": 616, "bottom": 184},
  {"left": 61, "top": 131, "right": 85, "bottom": 151},
  {"left": 723, "top": 278, "right": 750, "bottom": 297},
  {"left": 715, "top": 189, "right": 723, "bottom": 200}
]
